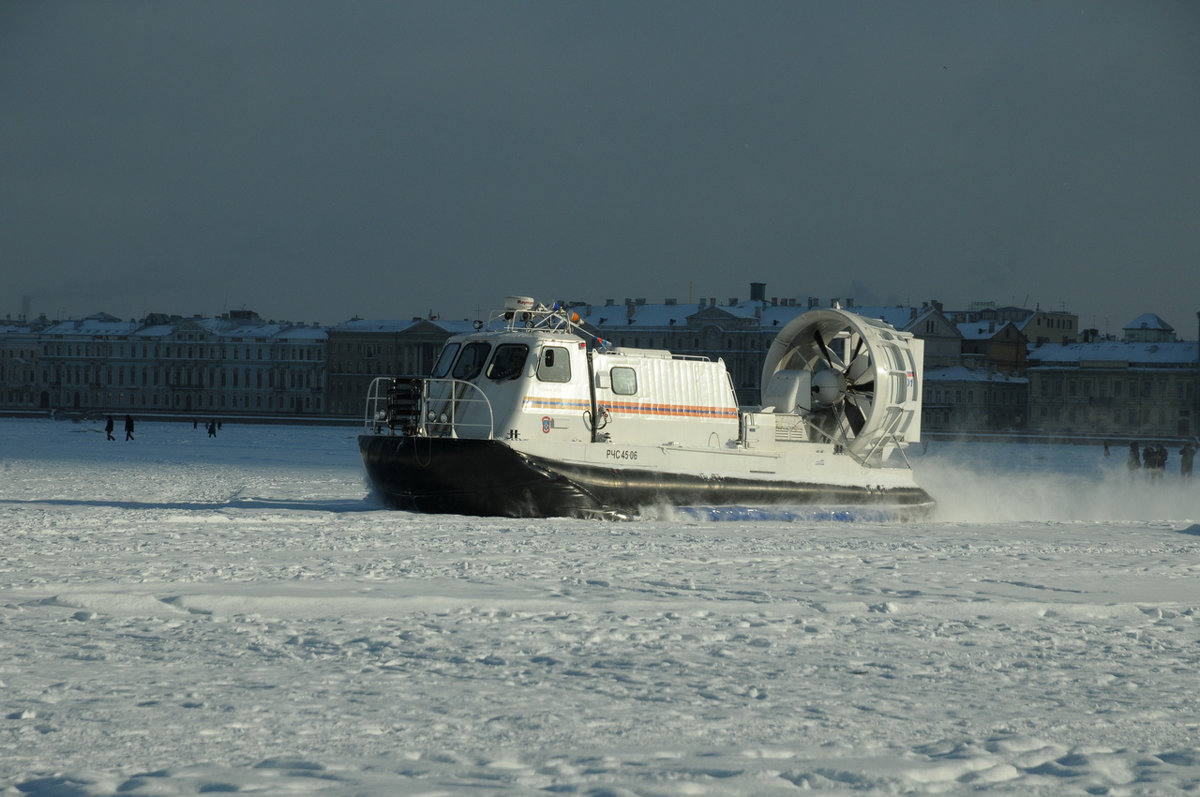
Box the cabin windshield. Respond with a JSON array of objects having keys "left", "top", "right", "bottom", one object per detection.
[
  {"left": 486, "top": 344, "right": 529, "bottom": 381},
  {"left": 431, "top": 343, "right": 460, "bottom": 378},
  {"left": 451, "top": 342, "right": 491, "bottom": 380}
]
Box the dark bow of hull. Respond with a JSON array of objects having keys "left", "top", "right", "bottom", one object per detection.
[{"left": 359, "top": 434, "right": 934, "bottom": 519}]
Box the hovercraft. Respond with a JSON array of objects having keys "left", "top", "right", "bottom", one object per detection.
[{"left": 359, "top": 296, "right": 934, "bottom": 519}]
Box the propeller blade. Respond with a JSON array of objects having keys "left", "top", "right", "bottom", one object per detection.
[
  {"left": 845, "top": 398, "right": 867, "bottom": 435},
  {"left": 847, "top": 392, "right": 873, "bottom": 431},
  {"left": 814, "top": 328, "right": 834, "bottom": 369},
  {"left": 848, "top": 380, "right": 874, "bottom": 395},
  {"left": 846, "top": 355, "right": 871, "bottom": 385},
  {"left": 846, "top": 335, "right": 876, "bottom": 385}
]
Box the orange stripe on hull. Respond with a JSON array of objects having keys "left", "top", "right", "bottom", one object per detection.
[{"left": 523, "top": 396, "right": 737, "bottom": 420}]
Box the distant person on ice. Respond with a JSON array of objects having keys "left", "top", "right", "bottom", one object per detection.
[
  {"left": 1181, "top": 441, "right": 1196, "bottom": 479},
  {"left": 105, "top": 416, "right": 115, "bottom": 441},
  {"left": 1143, "top": 444, "right": 1165, "bottom": 479},
  {"left": 124, "top": 414, "right": 135, "bottom": 441},
  {"left": 208, "top": 420, "right": 217, "bottom": 438},
  {"left": 1127, "top": 442, "right": 1140, "bottom": 471}
]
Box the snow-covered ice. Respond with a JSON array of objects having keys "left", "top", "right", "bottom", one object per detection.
[{"left": 2, "top": 418, "right": 1199, "bottom": 795}]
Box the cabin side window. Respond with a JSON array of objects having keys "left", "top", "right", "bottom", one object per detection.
[
  {"left": 451, "top": 342, "right": 491, "bottom": 380},
  {"left": 610, "top": 366, "right": 637, "bottom": 395},
  {"left": 431, "top": 343, "right": 460, "bottom": 378},
  {"left": 486, "top": 344, "right": 529, "bottom": 381},
  {"left": 537, "top": 346, "right": 572, "bottom": 383}
]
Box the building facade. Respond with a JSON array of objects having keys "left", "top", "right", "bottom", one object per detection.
[
  {"left": 921, "top": 367, "right": 1029, "bottom": 433},
  {"left": 28, "top": 311, "right": 327, "bottom": 417},
  {"left": 325, "top": 319, "right": 467, "bottom": 417},
  {"left": 0, "top": 318, "right": 45, "bottom": 410},
  {"left": 1026, "top": 341, "right": 1197, "bottom": 439},
  {"left": 957, "top": 320, "right": 1029, "bottom": 374},
  {"left": 1020, "top": 308, "right": 1079, "bottom": 345}
]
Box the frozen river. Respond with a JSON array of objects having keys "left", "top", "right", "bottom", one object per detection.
[{"left": 2, "top": 418, "right": 1199, "bottom": 794}]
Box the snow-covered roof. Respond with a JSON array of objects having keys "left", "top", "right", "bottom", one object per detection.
[
  {"left": 332, "top": 319, "right": 424, "bottom": 333},
  {"left": 436, "top": 320, "right": 478, "bottom": 335},
  {"left": 844, "top": 305, "right": 917, "bottom": 331},
  {"left": 1028, "top": 341, "right": 1197, "bottom": 367},
  {"left": 575, "top": 302, "right": 730, "bottom": 329},
  {"left": 44, "top": 318, "right": 141, "bottom": 337},
  {"left": 1123, "top": 313, "right": 1173, "bottom": 333},
  {"left": 196, "top": 319, "right": 286, "bottom": 338},
  {"left": 957, "top": 320, "right": 1017, "bottom": 341},
  {"left": 131, "top": 324, "right": 177, "bottom": 338},
  {"left": 924, "top": 366, "right": 1029, "bottom": 383},
  {"left": 958, "top": 323, "right": 991, "bottom": 341},
  {"left": 572, "top": 301, "right": 916, "bottom": 333},
  {"left": 273, "top": 325, "right": 327, "bottom": 342}
]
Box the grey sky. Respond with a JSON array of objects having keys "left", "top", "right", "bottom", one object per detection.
[{"left": 3, "top": 1, "right": 1198, "bottom": 335}]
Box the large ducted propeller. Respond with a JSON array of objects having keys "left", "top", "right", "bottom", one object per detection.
[{"left": 761, "top": 308, "right": 924, "bottom": 462}]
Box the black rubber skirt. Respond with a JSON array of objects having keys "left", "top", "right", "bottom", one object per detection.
[{"left": 359, "top": 434, "right": 935, "bottom": 519}]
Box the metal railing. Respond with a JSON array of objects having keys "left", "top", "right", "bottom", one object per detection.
[
  {"left": 363, "top": 376, "right": 399, "bottom": 433},
  {"left": 364, "top": 376, "right": 494, "bottom": 439}
]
